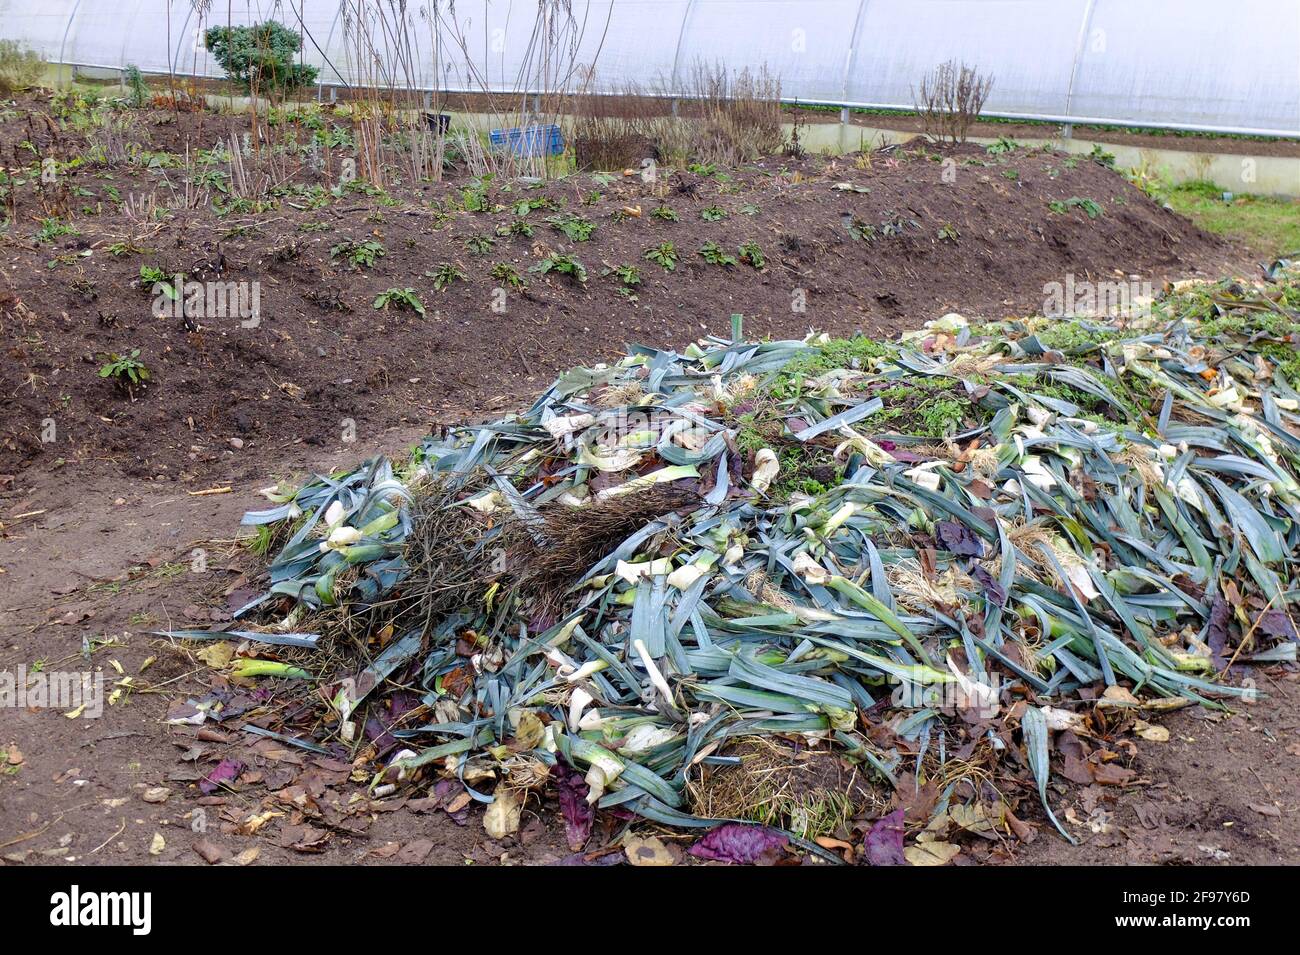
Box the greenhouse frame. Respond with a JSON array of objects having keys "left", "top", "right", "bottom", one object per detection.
[{"left": 1, "top": 0, "right": 1297, "bottom": 137}]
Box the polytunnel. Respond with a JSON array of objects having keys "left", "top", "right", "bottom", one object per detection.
[{"left": 0, "top": 0, "right": 1297, "bottom": 136}]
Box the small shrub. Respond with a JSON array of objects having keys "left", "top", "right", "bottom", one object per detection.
[
  {"left": 139, "top": 264, "right": 173, "bottom": 292},
  {"left": 0, "top": 40, "right": 44, "bottom": 94},
  {"left": 547, "top": 213, "right": 597, "bottom": 242},
  {"left": 913, "top": 59, "right": 994, "bottom": 144},
  {"left": 700, "top": 205, "right": 727, "bottom": 222},
  {"left": 1089, "top": 144, "right": 1116, "bottom": 168},
  {"left": 738, "top": 240, "right": 765, "bottom": 269},
  {"left": 123, "top": 65, "right": 150, "bottom": 108},
  {"left": 330, "top": 239, "right": 385, "bottom": 269},
  {"left": 698, "top": 241, "right": 737, "bottom": 266},
  {"left": 204, "top": 21, "right": 319, "bottom": 93},
  {"left": 428, "top": 263, "right": 468, "bottom": 290},
  {"left": 604, "top": 263, "right": 642, "bottom": 286},
  {"left": 36, "top": 218, "right": 79, "bottom": 244},
  {"left": 107, "top": 241, "right": 147, "bottom": 256},
  {"left": 497, "top": 218, "right": 534, "bottom": 238},
  {"left": 490, "top": 262, "right": 526, "bottom": 290},
  {"left": 98, "top": 349, "right": 151, "bottom": 395},
  {"left": 463, "top": 233, "right": 496, "bottom": 255},
  {"left": 512, "top": 196, "right": 550, "bottom": 216},
  {"left": 651, "top": 205, "right": 679, "bottom": 222},
  {"left": 1049, "top": 196, "right": 1104, "bottom": 219},
  {"left": 644, "top": 242, "right": 678, "bottom": 271},
  {"left": 530, "top": 255, "right": 587, "bottom": 284},
  {"left": 373, "top": 287, "right": 426, "bottom": 315}
]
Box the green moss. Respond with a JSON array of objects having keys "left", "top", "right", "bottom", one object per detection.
[
  {"left": 860, "top": 378, "right": 988, "bottom": 438},
  {"left": 1263, "top": 343, "right": 1300, "bottom": 387},
  {"left": 734, "top": 408, "right": 839, "bottom": 499},
  {"left": 1197, "top": 311, "right": 1300, "bottom": 341},
  {"left": 1032, "top": 321, "right": 1123, "bottom": 352},
  {"left": 782, "top": 336, "right": 891, "bottom": 378}
]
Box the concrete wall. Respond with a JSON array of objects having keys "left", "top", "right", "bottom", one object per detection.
[{"left": 795, "top": 122, "right": 1300, "bottom": 198}]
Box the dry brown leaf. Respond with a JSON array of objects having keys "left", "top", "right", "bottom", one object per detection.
[
  {"left": 904, "top": 840, "right": 960, "bottom": 866},
  {"left": 624, "top": 835, "right": 675, "bottom": 866}
]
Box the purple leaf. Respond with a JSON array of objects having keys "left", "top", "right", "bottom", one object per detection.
[
  {"left": 971, "top": 565, "right": 1007, "bottom": 608},
  {"left": 1206, "top": 596, "right": 1231, "bottom": 668},
  {"left": 1257, "top": 609, "right": 1298, "bottom": 642},
  {"left": 888, "top": 450, "right": 933, "bottom": 464},
  {"left": 864, "top": 809, "right": 905, "bottom": 866},
  {"left": 552, "top": 761, "right": 594, "bottom": 851},
  {"left": 199, "top": 758, "right": 245, "bottom": 795},
  {"left": 936, "top": 520, "right": 985, "bottom": 558},
  {"left": 687, "top": 823, "right": 787, "bottom": 864}
]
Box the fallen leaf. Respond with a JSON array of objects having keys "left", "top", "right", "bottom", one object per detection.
[
  {"left": 814, "top": 836, "right": 853, "bottom": 851},
  {"left": 1134, "top": 720, "right": 1170, "bottom": 742},
  {"left": 195, "top": 642, "right": 234, "bottom": 669},
  {"left": 687, "top": 823, "right": 787, "bottom": 864},
  {"left": 149, "top": 832, "right": 165, "bottom": 856},
  {"left": 142, "top": 787, "right": 171, "bottom": 804},
  {"left": 625, "top": 835, "right": 675, "bottom": 866},
  {"left": 199, "top": 758, "right": 245, "bottom": 795},
  {"left": 864, "top": 809, "right": 906, "bottom": 866},
  {"left": 396, "top": 839, "right": 435, "bottom": 863},
  {"left": 483, "top": 787, "right": 522, "bottom": 839},
  {"left": 1089, "top": 761, "right": 1137, "bottom": 786},
  {"left": 192, "top": 839, "right": 225, "bottom": 864},
  {"left": 904, "top": 840, "right": 961, "bottom": 866},
  {"left": 552, "top": 760, "right": 593, "bottom": 851}
]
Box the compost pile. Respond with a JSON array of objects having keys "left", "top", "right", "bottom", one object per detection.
[{"left": 171, "top": 267, "right": 1300, "bottom": 861}]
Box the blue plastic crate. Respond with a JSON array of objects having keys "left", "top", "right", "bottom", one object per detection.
[{"left": 488, "top": 123, "right": 565, "bottom": 157}]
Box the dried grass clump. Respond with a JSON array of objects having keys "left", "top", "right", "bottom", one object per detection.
[
  {"left": 687, "top": 738, "right": 884, "bottom": 839},
  {"left": 376, "top": 474, "right": 699, "bottom": 638},
  {"left": 885, "top": 558, "right": 975, "bottom": 613},
  {"left": 646, "top": 61, "right": 786, "bottom": 167},
  {"left": 0, "top": 40, "right": 44, "bottom": 94},
  {"left": 571, "top": 73, "right": 655, "bottom": 171},
  {"left": 913, "top": 59, "right": 994, "bottom": 145},
  {"left": 506, "top": 484, "right": 699, "bottom": 618}
]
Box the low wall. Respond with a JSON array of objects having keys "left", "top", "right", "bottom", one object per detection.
[{"left": 795, "top": 122, "right": 1300, "bottom": 197}]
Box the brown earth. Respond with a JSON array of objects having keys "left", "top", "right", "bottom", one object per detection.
[
  {"left": 1, "top": 92, "right": 1294, "bottom": 868},
  {"left": 0, "top": 92, "right": 1246, "bottom": 484}
]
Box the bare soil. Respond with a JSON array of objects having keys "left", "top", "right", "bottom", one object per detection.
[
  {"left": 2, "top": 92, "right": 1293, "bottom": 868},
  {"left": 1, "top": 93, "right": 1245, "bottom": 482}
]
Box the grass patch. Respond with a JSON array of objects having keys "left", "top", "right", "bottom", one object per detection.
[
  {"left": 859, "top": 378, "right": 988, "bottom": 439},
  {"left": 780, "top": 336, "right": 891, "bottom": 379},
  {"left": 733, "top": 405, "right": 839, "bottom": 499},
  {"left": 1162, "top": 181, "right": 1300, "bottom": 259}
]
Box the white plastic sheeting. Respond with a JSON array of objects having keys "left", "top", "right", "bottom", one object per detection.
[{"left": 1, "top": 0, "right": 1297, "bottom": 136}]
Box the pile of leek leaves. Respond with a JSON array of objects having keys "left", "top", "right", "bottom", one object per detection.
[{"left": 174, "top": 269, "right": 1300, "bottom": 847}]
